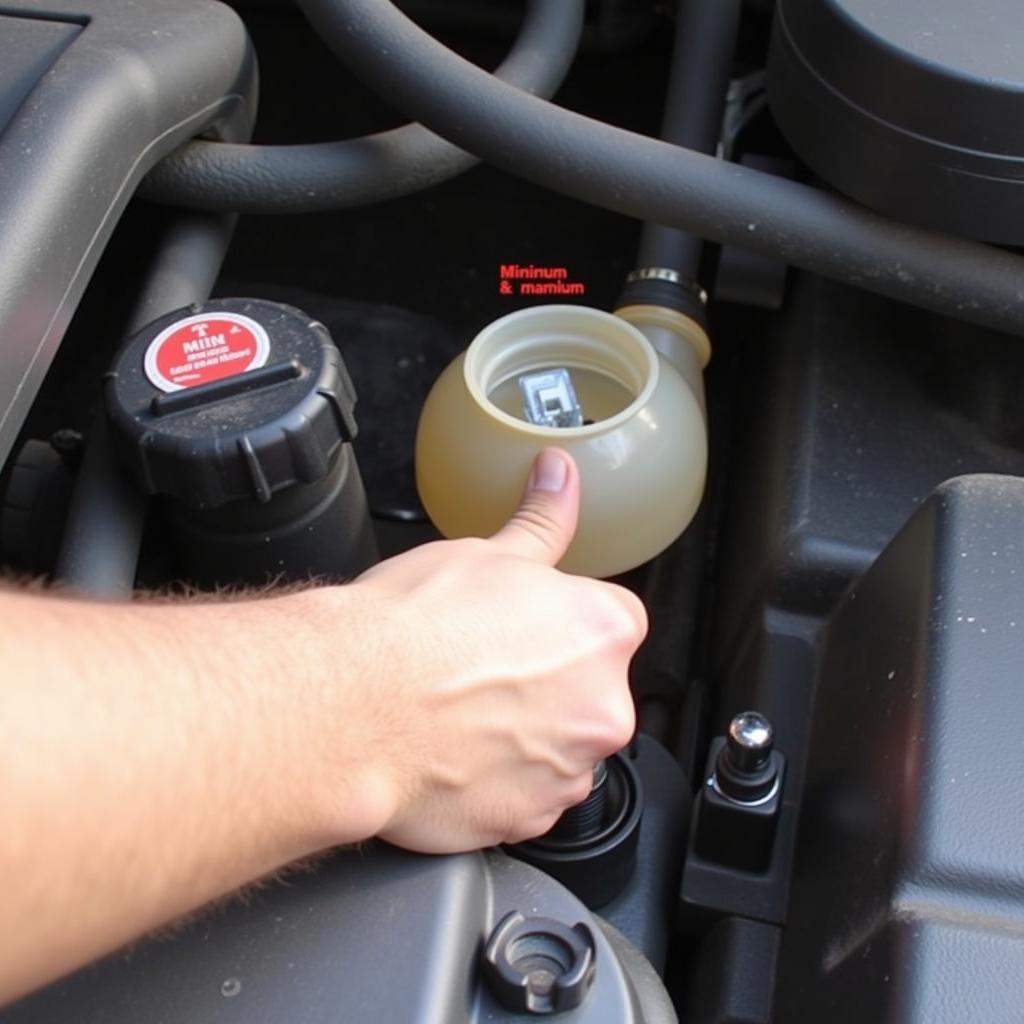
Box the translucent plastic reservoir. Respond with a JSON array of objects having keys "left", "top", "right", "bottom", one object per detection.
[{"left": 415, "top": 305, "right": 708, "bottom": 577}]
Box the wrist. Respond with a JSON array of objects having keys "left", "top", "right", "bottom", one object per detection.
[{"left": 270, "top": 583, "right": 403, "bottom": 849}]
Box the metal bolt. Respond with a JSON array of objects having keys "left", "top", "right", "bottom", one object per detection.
[
  {"left": 547, "top": 760, "right": 608, "bottom": 842},
  {"left": 726, "top": 711, "right": 774, "bottom": 774}
]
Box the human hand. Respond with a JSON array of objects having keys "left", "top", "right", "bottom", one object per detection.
[
  {"left": 0, "top": 447, "right": 643, "bottom": 1003},
  {"left": 341, "top": 447, "right": 647, "bottom": 853}
]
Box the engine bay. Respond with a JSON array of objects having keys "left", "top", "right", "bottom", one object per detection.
[{"left": 3, "top": 0, "right": 1024, "bottom": 1021}]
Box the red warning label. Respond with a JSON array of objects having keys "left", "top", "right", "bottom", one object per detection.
[{"left": 143, "top": 312, "right": 271, "bottom": 393}]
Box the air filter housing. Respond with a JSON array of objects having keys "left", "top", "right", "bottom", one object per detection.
[{"left": 768, "top": 0, "right": 1024, "bottom": 243}]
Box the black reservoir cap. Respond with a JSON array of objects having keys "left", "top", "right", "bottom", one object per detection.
[
  {"left": 768, "top": 0, "right": 1024, "bottom": 243},
  {"left": 106, "top": 298, "right": 358, "bottom": 509}
]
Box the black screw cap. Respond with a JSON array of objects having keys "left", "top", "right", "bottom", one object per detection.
[{"left": 105, "top": 298, "right": 358, "bottom": 510}]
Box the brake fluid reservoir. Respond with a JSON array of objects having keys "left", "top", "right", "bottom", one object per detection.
[
  {"left": 106, "top": 298, "right": 377, "bottom": 586},
  {"left": 415, "top": 305, "right": 707, "bottom": 578}
]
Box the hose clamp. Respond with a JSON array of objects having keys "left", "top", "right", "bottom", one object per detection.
[{"left": 626, "top": 267, "right": 708, "bottom": 306}]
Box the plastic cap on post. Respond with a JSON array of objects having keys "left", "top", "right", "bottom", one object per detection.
[{"left": 482, "top": 911, "right": 596, "bottom": 1015}]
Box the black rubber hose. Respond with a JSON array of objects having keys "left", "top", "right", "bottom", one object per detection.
[
  {"left": 140, "top": 0, "right": 584, "bottom": 214},
  {"left": 295, "top": 0, "right": 1024, "bottom": 338},
  {"left": 633, "top": 0, "right": 742, "bottom": 282},
  {"left": 54, "top": 212, "right": 236, "bottom": 598}
]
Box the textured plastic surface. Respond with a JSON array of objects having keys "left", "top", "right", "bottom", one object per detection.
[
  {"left": 3, "top": 845, "right": 674, "bottom": 1024},
  {"left": 703, "top": 275, "right": 1024, "bottom": 1022},
  {"left": 416, "top": 306, "right": 707, "bottom": 578},
  {"left": 769, "top": 0, "right": 1024, "bottom": 241},
  {"left": 705, "top": 277, "right": 1024, "bottom": 950},
  {"left": 0, "top": 0, "right": 255, "bottom": 469},
  {"left": 777, "top": 475, "right": 1024, "bottom": 1022},
  {"left": 0, "top": 16, "right": 79, "bottom": 136},
  {"left": 683, "top": 917, "right": 780, "bottom": 1024},
  {"left": 163, "top": 443, "right": 378, "bottom": 586},
  {"left": 714, "top": 274, "right": 1024, "bottom": 663}
]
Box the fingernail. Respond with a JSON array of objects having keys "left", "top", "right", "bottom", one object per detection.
[{"left": 530, "top": 449, "right": 568, "bottom": 492}]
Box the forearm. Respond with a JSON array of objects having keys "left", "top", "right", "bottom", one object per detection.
[
  {"left": 0, "top": 584, "right": 380, "bottom": 1005},
  {"left": 0, "top": 448, "right": 644, "bottom": 1008}
]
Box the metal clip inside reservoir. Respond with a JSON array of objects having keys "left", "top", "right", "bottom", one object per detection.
[{"left": 518, "top": 368, "right": 584, "bottom": 428}]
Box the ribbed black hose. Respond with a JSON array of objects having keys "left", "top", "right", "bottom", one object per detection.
[
  {"left": 54, "top": 212, "right": 236, "bottom": 598},
  {"left": 141, "top": 0, "right": 584, "bottom": 214},
  {"left": 294, "top": 0, "right": 1024, "bottom": 338},
  {"left": 634, "top": 0, "right": 742, "bottom": 282}
]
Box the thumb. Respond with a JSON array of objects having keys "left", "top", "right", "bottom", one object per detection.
[{"left": 489, "top": 447, "right": 580, "bottom": 565}]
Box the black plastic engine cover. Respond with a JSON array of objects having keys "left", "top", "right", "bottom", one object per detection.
[
  {"left": 3, "top": 845, "right": 673, "bottom": 1024},
  {"left": 778, "top": 474, "right": 1024, "bottom": 1022},
  {"left": 0, "top": 0, "right": 255, "bottom": 468},
  {"left": 3, "top": 735, "right": 685, "bottom": 1024},
  {"left": 768, "top": 0, "right": 1024, "bottom": 242}
]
